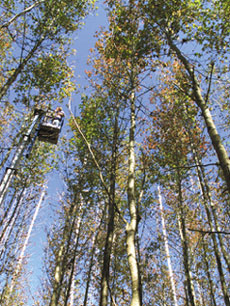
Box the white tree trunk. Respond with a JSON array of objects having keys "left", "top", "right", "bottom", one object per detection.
[
  {"left": 7, "top": 186, "right": 46, "bottom": 304},
  {"left": 126, "top": 91, "right": 141, "bottom": 306},
  {"left": 69, "top": 199, "right": 83, "bottom": 306},
  {"left": 157, "top": 186, "right": 179, "bottom": 306}
]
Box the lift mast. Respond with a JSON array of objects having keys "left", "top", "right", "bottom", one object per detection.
[
  {"left": 0, "top": 110, "right": 44, "bottom": 207},
  {"left": 0, "top": 107, "right": 64, "bottom": 208}
]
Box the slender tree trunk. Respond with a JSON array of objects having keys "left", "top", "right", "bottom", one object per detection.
[
  {"left": 196, "top": 280, "right": 204, "bottom": 306},
  {"left": 201, "top": 237, "right": 218, "bottom": 306},
  {"left": 126, "top": 91, "right": 141, "bottom": 306},
  {"left": 0, "top": 189, "right": 17, "bottom": 232},
  {"left": 83, "top": 208, "right": 106, "bottom": 306},
  {"left": 184, "top": 282, "right": 189, "bottom": 306},
  {"left": 99, "top": 175, "right": 115, "bottom": 306},
  {"left": 136, "top": 227, "right": 143, "bottom": 305},
  {"left": 83, "top": 231, "right": 97, "bottom": 306},
  {"left": 0, "top": 38, "right": 44, "bottom": 101},
  {"left": 196, "top": 155, "right": 230, "bottom": 273},
  {"left": 0, "top": 113, "right": 31, "bottom": 171},
  {"left": 6, "top": 187, "right": 45, "bottom": 305},
  {"left": 158, "top": 186, "right": 179, "bottom": 306},
  {"left": 184, "top": 103, "right": 230, "bottom": 274},
  {"left": 64, "top": 199, "right": 84, "bottom": 306},
  {"left": 167, "top": 34, "right": 230, "bottom": 195},
  {"left": 176, "top": 171, "right": 197, "bottom": 306},
  {"left": 49, "top": 198, "right": 78, "bottom": 306},
  {"left": 100, "top": 111, "right": 119, "bottom": 306},
  {"left": 0, "top": 190, "right": 31, "bottom": 278},
  {"left": 193, "top": 153, "right": 230, "bottom": 306}
]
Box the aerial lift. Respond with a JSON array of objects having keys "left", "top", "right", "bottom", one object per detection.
[{"left": 0, "top": 108, "right": 64, "bottom": 207}]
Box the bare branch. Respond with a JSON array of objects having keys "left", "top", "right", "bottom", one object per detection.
[
  {"left": 188, "top": 228, "right": 230, "bottom": 235},
  {"left": 205, "top": 62, "right": 214, "bottom": 104}
]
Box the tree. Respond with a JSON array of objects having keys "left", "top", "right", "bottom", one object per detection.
[{"left": 139, "top": 0, "right": 230, "bottom": 194}]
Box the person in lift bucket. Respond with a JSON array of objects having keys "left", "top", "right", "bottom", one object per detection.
[{"left": 53, "top": 107, "right": 65, "bottom": 127}]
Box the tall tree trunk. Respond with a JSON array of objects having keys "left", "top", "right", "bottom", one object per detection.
[
  {"left": 136, "top": 225, "right": 143, "bottom": 305},
  {"left": 158, "top": 186, "right": 179, "bottom": 306},
  {"left": 126, "top": 91, "right": 141, "bottom": 306},
  {"left": 196, "top": 280, "right": 204, "bottom": 306},
  {"left": 193, "top": 152, "right": 230, "bottom": 306},
  {"left": 167, "top": 34, "right": 230, "bottom": 195},
  {"left": 196, "top": 154, "right": 230, "bottom": 273},
  {"left": 83, "top": 230, "right": 98, "bottom": 306},
  {"left": 0, "top": 113, "right": 32, "bottom": 171},
  {"left": 201, "top": 237, "right": 218, "bottom": 306},
  {"left": 6, "top": 187, "right": 45, "bottom": 305},
  {"left": 49, "top": 198, "right": 79, "bottom": 306},
  {"left": 176, "top": 171, "right": 197, "bottom": 306},
  {"left": 184, "top": 102, "right": 230, "bottom": 275},
  {"left": 84, "top": 209, "right": 106, "bottom": 306},
  {"left": 64, "top": 198, "right": 84, "bottom": 306},
  {"left": 100, "top": 111, "right": 119, "bottom": 306}
]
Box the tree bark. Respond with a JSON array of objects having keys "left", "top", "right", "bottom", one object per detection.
[
  {"left": 158, "top": 186, "right": 179, "bottom": 306},
  {"left": 100, "top": 110, "right": 119, "bottom": 306},
  {"left": 176, "top": 171, "right": 197, "bottom": 306},
  {"left": 193, "top": 152, "right": 230, "bottom": 306},
  {"left": 49, "top": 198, "right": 79, "bottom": 306},
  {"left": 201, "top": 237, "right": 218, "bottom": 306},
  {"left": 126, "top": 91, "right": 141, "bottom": 306},
  {"left": 7, "top": 187, "right": 45, "bottom": 305},
  {"left": 84, "top": 208, "right": 106, "bottom": 306},
  {"left": 197, "top": 156, "right": 230, "bottom": 273},
  {"left": 64, "top": 199, "right": 84, "bottom": 306}
]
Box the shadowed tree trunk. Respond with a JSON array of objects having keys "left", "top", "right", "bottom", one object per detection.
[{"left": 100, "top": 110, "right": 119, "bottom": 306}]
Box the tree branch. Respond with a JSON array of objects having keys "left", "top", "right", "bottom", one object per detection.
[
  {"left": 169, "top": 162, "right": 219, "bottom": 171},
  {"left": 188, "top": 228, "right": 230, "bottom": 235},
  {"left": 204, "top": 62, "right": 214, "bottom": 104},
  {"left": 0, "top": 0, "right": 45, "bottom": 29}
]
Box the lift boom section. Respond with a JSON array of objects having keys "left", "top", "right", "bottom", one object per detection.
[{"left": 0, "top": 108, "right": 64, "bottom": 207}]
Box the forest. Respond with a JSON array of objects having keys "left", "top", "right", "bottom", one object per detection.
[{"left": 0, "top": 0, "right": 230, "bottom": 305}]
